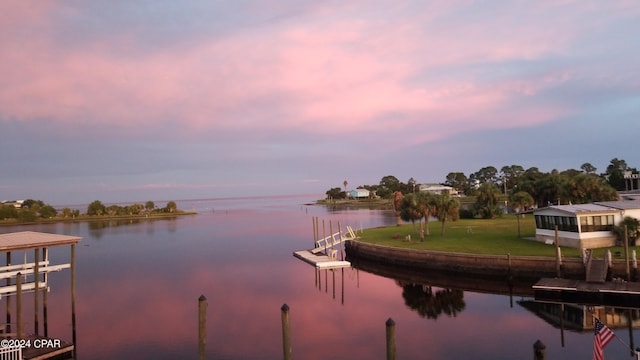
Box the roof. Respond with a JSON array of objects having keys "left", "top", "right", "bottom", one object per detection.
[
  {"left": 535, "top": 204, "right": 620, "bottom": 215},
  {"left": 0, "top": 231, "right": 81, "bottom": 251},
  {"left": 594, "top": 200, "right": 640, "bottom": 210},
  {"left": 533, "top": 200, "right": 640, "bottom": 216},
  {"left": 420, "top": 184, "right": 453, "bottom": 189}
]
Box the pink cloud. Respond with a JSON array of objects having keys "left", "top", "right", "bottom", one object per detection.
[{"left": 0, "top": 1, "right": 631, "bottom": 150}]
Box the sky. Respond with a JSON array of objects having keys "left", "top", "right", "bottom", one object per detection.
[{"left": 1, "top": 1, "right": 639, "bottom": 206}]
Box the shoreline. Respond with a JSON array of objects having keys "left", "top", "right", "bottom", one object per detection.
[
  {"left": 0, "top": 211, "right": 197, "bottom": 227},
  {"left": 345, "top": 239, "right": 638, "bottom": 281}
]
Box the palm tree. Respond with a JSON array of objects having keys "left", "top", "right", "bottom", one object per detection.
[
  {"left": 399, "top": 194, "right": 422, "bottom": 234},
  {"left": 509, "top": 191, "right": 534, "bottom": 215},
  {"left": 416, "top": 191, "right": 437, "bottom": 240},
  {"left": 473, "top": 183, "right": 502, "bottom": 219},
  {"left": 435, "top": 192, "right": 460, "bottom": 236},
  {"left": 614, "top": 217, "right": 640, "bottom": 246},
  {"left": 392, "top": 191, "right": 404, "bottom": 226}
]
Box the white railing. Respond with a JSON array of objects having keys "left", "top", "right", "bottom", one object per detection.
[
  {"left": 312, "top": 226, "right": 359, "bottom": 254},
  {"left": 0, "top": 344, "right": 22, "bottom": 360}
]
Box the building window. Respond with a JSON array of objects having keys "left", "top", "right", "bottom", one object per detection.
[
  {"left": 535, "top": 215, "right": 578, "bottom": 232},
  {"left": 578, "top": 215, "right": 614, "bottom": 232}
]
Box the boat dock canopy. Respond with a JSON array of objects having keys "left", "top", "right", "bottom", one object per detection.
[{"left": 0, "top": 231, "right": 81, "bottom": 251}]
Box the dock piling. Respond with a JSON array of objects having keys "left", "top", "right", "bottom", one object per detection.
[
  {"left": 5, "top": 252, "right": 10, "bottom": 334},
  {"left": 16, "top": 272, "right": 22, "bottom": 338},
  {"left": 386, "top": 318, "right": 396, "bottom": 360},
  {"left": 198, "top": 295, "right": 207, "bottom": 360},
  {"left": 34, "top": 248, "right": 40, "bottom": 335},
  {"left": 533, "top": 339, "right": 546, "bottom": 360},
  {"left": 281, "top": 304, "right": 292, "bottom": 360}
]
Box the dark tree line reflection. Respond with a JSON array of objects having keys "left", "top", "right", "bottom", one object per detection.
[{"left": 400, "top": 282, "right": 466, "bottom": 319}]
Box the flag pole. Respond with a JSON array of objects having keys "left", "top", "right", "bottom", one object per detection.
[{"left": 593, "top": 315, "right": 637, "bottom": 356}]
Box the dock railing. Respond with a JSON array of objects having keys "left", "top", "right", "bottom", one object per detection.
[
  {"left": 0, "top": 343, "right": 22, "bottom": 360},
  {"left": 311, "top": 225, "right": 358, "bottom": 255}
]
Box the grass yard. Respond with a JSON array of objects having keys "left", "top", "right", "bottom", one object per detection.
[{"left": 358, "top": 215, "right": 635, "bottom": 258}]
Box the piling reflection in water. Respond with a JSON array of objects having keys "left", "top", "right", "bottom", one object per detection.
[{"left": 354, "top": 253, "right": 640, "bottom": 357}]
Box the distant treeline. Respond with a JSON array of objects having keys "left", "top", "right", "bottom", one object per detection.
[
  {"left": 0, "top": 199, "right": 180, "bottom": 223},
  {"left": 328, "top": 157, "right": 636, "bottom": 208}
]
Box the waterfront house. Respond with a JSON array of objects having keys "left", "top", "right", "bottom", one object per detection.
[
  {"left": 0, "top": 200, "right": 24, "bottom": 208},
  {"left": 533, "top": 200, "right": 640, "bottom": 249},
  {"left": 418, "top": 184, "right": 458, "bottom": 196},
  {"left": 349, "top": 188, "right": 370, "bottom": 199}
]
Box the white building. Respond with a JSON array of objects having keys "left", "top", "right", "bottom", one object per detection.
[
  {"left": 533, "top": 201, "right": 640, "bottom": 249},
  {"left": 418, "top": 184, "right": 458, "bottom": 196},
  {"left": 348, "top": 188, "right": 370, "bottom": 199}
]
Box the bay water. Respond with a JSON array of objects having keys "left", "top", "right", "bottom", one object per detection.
[{"left": 1, "top": 195, "right": 638, "bottom": 359}]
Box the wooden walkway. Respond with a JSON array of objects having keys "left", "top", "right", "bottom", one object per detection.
[
  {"left": 293, "top": 225, "right": 356, "bottom": 269},
  {"left": 533, "top": 278, "right": 640, "bottom": 307}
]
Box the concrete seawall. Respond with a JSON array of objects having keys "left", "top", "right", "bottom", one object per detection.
[{"left": 345, "top": 240, "right": 588, "bottom": 280}]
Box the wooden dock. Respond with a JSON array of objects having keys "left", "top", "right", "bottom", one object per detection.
[
  {"left": 293, "top": 222, "right": 356, "bottom": 269},
  {"left": 293, "top": 250, "right": 351, "bottom": 269},
  {"left": 533, "top": 278, "right": 640, "bottom": 308},
  {"left": 21, "top": 335, "right": 74, "bottom": 360}
]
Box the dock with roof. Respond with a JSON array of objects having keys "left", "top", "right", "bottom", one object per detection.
[{"left": 0, "top": 231, "right": 81, "bottom": 360}]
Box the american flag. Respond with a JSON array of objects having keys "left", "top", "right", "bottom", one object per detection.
[{"left": 593, "top": 318, "right": 615, "bottom": 360}]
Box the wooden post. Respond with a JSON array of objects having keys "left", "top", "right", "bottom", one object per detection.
[
  {"left": 386, "top": 318, "right": 396, "bottom": 360},
  {"left": 43, "top": 248, "right": 48, "bottom": 337},
  {"left": 625, "top": 225, "right": 631, "bottom": 281},
  {"left": 34, "top": 247, "right": 40, "bottom": 335},
  {"left": 322, "top": 220, "right": 326, "bottom": 255},
  {"left": 533, "top": 339, "right": 546, "bottom": 360},
  {"left": 312, "top": 217, "right": 315, "bottom": 248},
  {"left": 560, "top": 304, "right": 565, "bottom": 347},
  {"left": 16, "top": 272, "right": 22, "bottom": 339},
  {"left": 325, "top": 269, "right": 328, "bottom": 293},
  {"left": 332, "top": 269, "right": 336, "bottom": 299},
  {"left": 555, "top": 226, "right": 561, "bottom": 277},
  {"left": 329, "top": 221, "right": 334, "bottom": 255},
  {"left": 312, "top": 217, "right": 318, "bottom": 248},
  {"left": 628, "top": 309, "right": 636, "bottom": 357},
  {"left": 338, "top": 221, "right": 344, "bottom": 260},
  {"left": 633, "top": 250, "right": 638, "bottom": 281},
  {"left": 5, "top": 252, "right": 10, "bottom": 334},
  {"left": 71, "top": 243, "right": 77, "bottom": 355},
  {"left": 281, "top": 304, "right": 292, "bottom": 360},
  {"left": 341, "top": 268, "right": 345, "bottom": 305},
  {"left": 198, "top": 295, "right": 207, "bottom": 360}
]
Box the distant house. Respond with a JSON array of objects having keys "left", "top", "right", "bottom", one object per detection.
[
  {"left": 532, "top": 200, "right": 640, "bottom": 249},
  {"left": 349, "top": 188, "right": 370, "bottom": 199},
  {"left": 418, "top": 184, "right": 458, "bottom": 196},
  {"left": 0, "top": 200, "right": 24, "bottom": 208}
]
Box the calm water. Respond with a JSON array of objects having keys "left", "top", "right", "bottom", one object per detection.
[{"left": 2, "top": 194, "right": 640, "bottom": 359}]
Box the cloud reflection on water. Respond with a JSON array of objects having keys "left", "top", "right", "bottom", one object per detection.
[{"left": 1, "top": 198, "right": 635, "bottom": 359}]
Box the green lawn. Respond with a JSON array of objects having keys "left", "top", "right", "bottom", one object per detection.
[{"left": 358, "top": 215, "right": 636, "bottom": 258}]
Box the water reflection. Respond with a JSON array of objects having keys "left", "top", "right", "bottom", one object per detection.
[
  {"left": 400, "top": 283, "right": 465, "bottom": 319},
  {"left": 354, "top": 255, "right": 640, "bottom": 358},
  {"left": 3, "top": 196, "right": 640, "bottom": 359}
]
